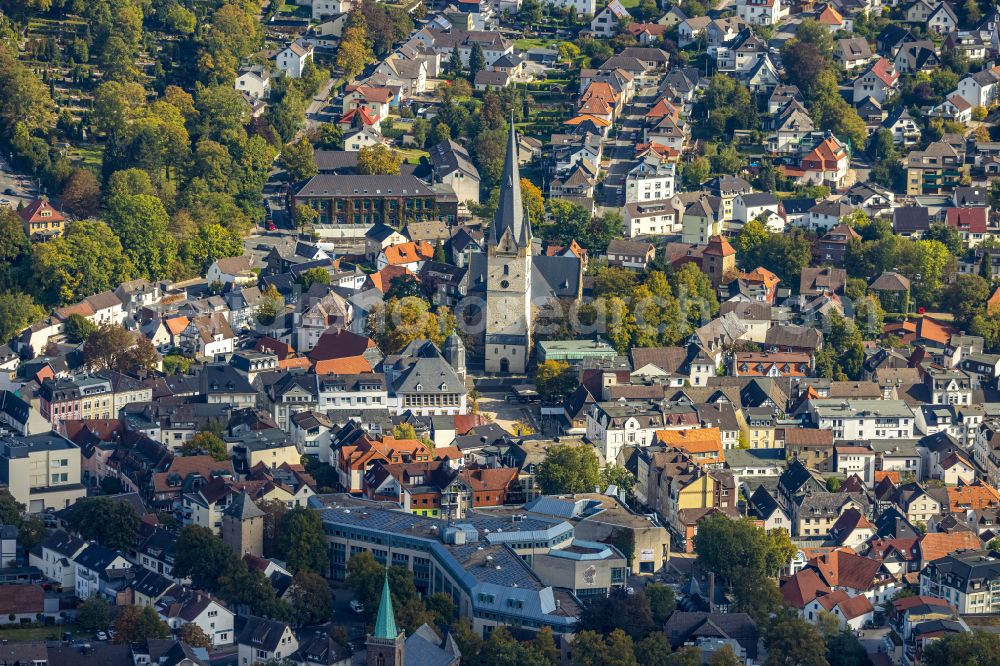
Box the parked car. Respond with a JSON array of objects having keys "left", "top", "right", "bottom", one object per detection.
[
  {"left": 95, "top": 631, "right": 108, "bottom": 641},
  {"left": 350, "top": 599, "right": 364, "bottom": 614}
]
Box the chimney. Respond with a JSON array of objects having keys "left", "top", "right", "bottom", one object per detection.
[{"left": 708, "top": 572, "right": 716, "bottom": 613}]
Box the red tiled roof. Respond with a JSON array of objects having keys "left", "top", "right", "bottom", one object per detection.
[
  {"left": 946, "top": 207, "right": 988, "bottom": 234},
  {"left": 919, "top": 531, "right": 982, "bottom": 563},
  {"left": 781, "top": 568, "right": 832, "bottom": 609},
  {"left": 381, "top": 241, "right": 434, "bottom": 266},
  {"left": 17, "top": 198, "right": 65, "bottom": 224}
]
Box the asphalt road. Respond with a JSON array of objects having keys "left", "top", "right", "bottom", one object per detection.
[
  {"left": 0, "top": 154, "right": 38, "bottom": 210},
  {"left": 304, "top": 78, "right": 339, "bottom": 133}
]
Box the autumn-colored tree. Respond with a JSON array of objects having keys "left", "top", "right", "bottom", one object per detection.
[
  {"left": 520, "top": 178, "right": 545, "bottom": 227},
  {"left": 178, "top": 624, "right": 212, "bottom": 648},
  {"left": 113, "top": 605, "right": 170, "bottom": 643},
  {"left": 60, "top": 169, "right": 102, "bottom": 218},
  {"left": 357, "top": 144, "right": 402, "bottom": 175},
  {"left": 336, "top": 14, "right": 374, "bottom": 81}
]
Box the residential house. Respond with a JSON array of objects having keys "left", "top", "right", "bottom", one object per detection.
[{"left": 275, "top": 39, "right": 314, "bottom": 79}]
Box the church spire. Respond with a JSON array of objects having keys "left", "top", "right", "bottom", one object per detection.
[
  {"left": 489, "top": 119, "right": 530, "bottom": 249},
  {"left": 373, "top": 572, "right": 399, "bottom": 640}
]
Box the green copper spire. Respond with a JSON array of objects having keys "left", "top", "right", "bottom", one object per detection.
[{"left": 373, "top": 573, "right": 399, "bottom": 639}]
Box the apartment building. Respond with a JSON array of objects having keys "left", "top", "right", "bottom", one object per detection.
[{"left": 0, "top": 433, "right": 86, "bottom": 513}]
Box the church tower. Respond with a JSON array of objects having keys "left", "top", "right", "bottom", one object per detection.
[
  {"left": 366, "top": 574, "right": 405, "bottom": 666},
  {"left": 484, "top": 122, "right": 532, "bottom": 374}
]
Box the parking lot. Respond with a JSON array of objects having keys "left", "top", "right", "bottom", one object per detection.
[{"left": 476, "top": 391, "right": 542, "bottom": 435}]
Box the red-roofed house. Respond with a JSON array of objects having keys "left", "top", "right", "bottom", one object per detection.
[
  {"left": 784, "top": 137, "right": 850, "bottom": 189},
  {"left": 626, "top": 22, "right": 669, "bottom": 43},
  {"left": 376, "top": 240, "right": 434, "bottom": 271},
  {"left": 945, "top": 207, "right": 988, "bottom": 245},
  {"left": 804, "top": 589, "right": 875, "bottom": 630},
  {"left": 338, "top": 106, "right": 381, "bottom": 132},
  {"left": 853, "top": 58, "right": 900, "bottom": 104},
  {"left": 829, "top": 508, "right": 876, "bottom": 548},
  {"left": 19, "top": 198, "right": 65, "bottom": 240},
  {"left": 343, "top": 84, "right": 394, "bottom": 120},
  {"left": 931, "top": 94, "right": 973, "bottom": 124}
]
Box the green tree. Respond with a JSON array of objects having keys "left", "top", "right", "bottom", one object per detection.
[
  {"left": 300, "top": 267, "right": 331, "bottom": 290},
  {"left": 113, "top": 605, "right": 171, "bottom": 643},
  {"left": 636, "top": 633, "right": 673, "bottom": 666},
  {"left": 0, "top": 292, "right": 44, "bottom": 343},
  {"left": 682, "top": 157, "right": 710, "bottom": 188},
  {"left": 180, "top": 431, "right": 229, "bottom": 461},
  {"left": 173, "top": 525, "right": 238, "bottom": 592},
  {"left": 674, "top": 262, "right": 719, "bottom": 329},
  {"left": 105, "top": 194, "right": 176, "bottom": 280},
  {"left": 368, "top": 297, "right": 455, "bottom": 353},
  {"left": 854, "top": 295, "right": 885, "bottom": 340},
  {"left": 825, "top": 630, "right": 872, "bottom": 666},
  {"left": 944, "top": 274, "right": 991, "bottom": 328},
  {"left": 256, "top": 285, "right": 284, "bottom": 325},
  {"left": 534, "top": 360, "right": 577, "bottom": 403},
  {"left": 645, "top": 583, "right": 677, "bottom": 624},
  {"left": 764, "top": 612, "right": 830, "bottom": 666},
  {"left": 289, "top": 570, "right": 332, "bottom": 626},
  {"left": 782, "top": 40, "right": 830, "bottom": 99},
  {"left": 923, "top": 631, "right": 1000, "bottom": 665},
  {"left": 33, "top": 219, "right": 134, "bottom": 306},
  {"left": 601, "top": 464, "right": 636, "bottom": 496},
  {"left": 281, "top": 137, "right": 318, "bottom": 183},
  {"left": 924, "top": 223, "right": 964, "bottom": 256},
  {"left": 277, "top": 507, "right": 329, "bottom": 574},
  {"left": 63, "top": 313, "right": 98, "bottom": 344},
  {"left": 537, "top": 445, "right": 602, "bottom": 494},
  {"left": 64, "top": 496, "right": 140, "bottom": 550},
  {"left": 76, "top": 596, "right": 111, "bottom": 632},
  {"left": 694, "top": 513, "right": 795, "bottom": 582},
  {"left": 467, "top": 42, "right": 484, "bottom": 81}
]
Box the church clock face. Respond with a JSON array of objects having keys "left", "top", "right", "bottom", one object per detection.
[{"left": 500, "top": 279, "right": 509, "bottom": 289}]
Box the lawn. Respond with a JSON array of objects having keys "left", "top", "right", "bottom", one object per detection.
[
  {"left": 514, "top": 37, "right": 559, "bottom": 50},
  {"left": 397, "top": 147, "right": 429, "bottom": 164},
  {"left": 619, "top": 0, "right": 642, "bottom": 7},
  {"left": 0, "top": 623, "right": 77, "bottom": 642},
  {"left": 66, "top": 145, "right": 103, "bottom": 170},
  {"left": 277, "top": 2, "right": 311, "bottom": 17}
]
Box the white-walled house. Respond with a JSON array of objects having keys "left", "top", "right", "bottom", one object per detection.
[
  {"left": 235, "top": 66, "right": 271, "bottom": 101},
  {"left": 809, "top": 399, "right": 915, "bottom": 441},
  {"left": 624, "top": 159, "right": 676, "bottom": 203},
  {"left": 74, "top": 543, "right": 132, "bottom": 600},
  {"left": 276, "top": 39, "right": 314, "bottom": 79},
  {"left": 956, "top": 66, "right": 1000, "bottom": 108},
  {"left": 733, "top": 192, "right": 779, "bottom": 225},
  {"left": 159, "top": 592, "right": 235, "bottom": 647},
  {"left": 29, "top": 530, "right": 86, "bottom": 591},
  {"left": 591, "top": 0, "right": 631, "bottom": 37},
  {"left": 238, "top": 617, "right": 299, "bottom": 666},
  {"left": 738, "top": 0, "right": 783, "bottom": 25}
]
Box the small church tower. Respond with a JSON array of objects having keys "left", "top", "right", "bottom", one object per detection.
[
  {"left": 367, "top": 574, "right": 405, "bottom": 666},
  {"left": 442, "top": 332, "right": 466, "bottom": 380},
  {"left": 484, "top": 121, "right": 533, "bottom": 375},
  {"left": 221, "top": 491, "right": 265, "bottom": 558}
]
